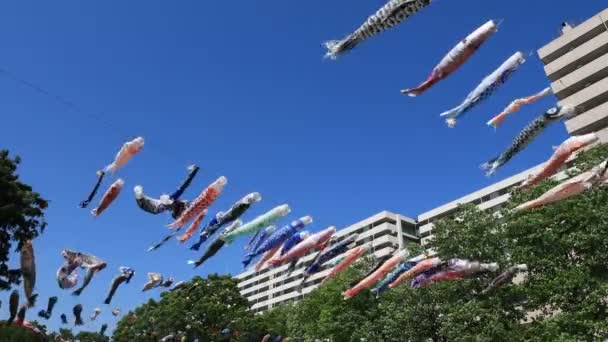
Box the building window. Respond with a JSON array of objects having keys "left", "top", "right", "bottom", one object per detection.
[{"left": 401, "top": 222, "right": 416, "bottom": 236}]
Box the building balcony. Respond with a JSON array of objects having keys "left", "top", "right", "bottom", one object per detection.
[
  {"left": 538, "top": 8, "right": 608, "bottom": 65},
  {"left": 544, "top": 31, "right": 608, "bottom": 82}
]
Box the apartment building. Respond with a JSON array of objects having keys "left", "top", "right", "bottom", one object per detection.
[
  {"left": 538, "top": 8, "right": 608, "bottom": 140},
  {"left": 235, "top": 211, "right": 419, "bottom": 313}
]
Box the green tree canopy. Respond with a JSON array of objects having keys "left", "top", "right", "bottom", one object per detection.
[
  {"left": 112, "top": 274, "right": 258, "bottom": 341},
  {"left": 0, "top": 150, "right": 48, "bottom": 290},
  {"left": 74, "top": 331, "right": 110, "bottom": 342},
  {"left": 0, "top": 323, "right": 47, "bottom": 342}
]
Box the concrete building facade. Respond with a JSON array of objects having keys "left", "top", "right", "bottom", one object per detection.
[
  {"left": 235, "top": 211, "right": 419, "bottom": 313},
  {"left": 236, "top": 8, "right": 608, "bottom": 314},
  {"left": 538, "top": 8, "right": 608, "bottom": 141}
]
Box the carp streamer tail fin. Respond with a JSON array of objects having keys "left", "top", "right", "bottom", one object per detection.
[
  {"left": 323, "top": 40, "right": 342, "bottom": 60},
  {"left": 481, "top": 157, "right": 499, "bottom": 176},
  {"left": 401, "top": 76, "right": 435, "bottom": 97},
  {"left": 27, "top": 294, "right": 38, "bottom": 308},
  {"left": 189, "top": 241, "right": 202, "bottom": 251},
  {"left": 242, "top": 254, "right": 254, "bottom": 268},
  {"left": 80, "top": 170, "right": 105, "bottom": 208}
]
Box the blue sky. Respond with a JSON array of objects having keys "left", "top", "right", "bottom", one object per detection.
[{"left": 2, "top": 0, "right": 606, "bottom": 335}]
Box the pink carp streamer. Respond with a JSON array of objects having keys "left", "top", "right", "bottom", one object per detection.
[
  {"left": 168, "top": 176, "right": 227, "bottom": 229},
  {"left": 390, "top": 257, "right": 442, "bottom": 288},
  {"left": 255, "top": 232, "right": 311, "bottom": 271},
  {"left": 487, "top": 87, "right": 552, "bottom": 129},
  {"left": 521, "top": 133, "right": 599, "bottom": 189},
  {"left": 177, "top": 210, "right": 207, "bottom": 243},
  {"left": 402, "top": 20, "right": 497, "bottom": 97},
  {"left": 343, "top": 249, "right": 410, "bottom": 299},
  {"left": 104, "top": 137, "right": 145, "bottom": 173},
  {"left": 515, "top": 160, "right": 608, "bottom": 212},
  {"left": 91, "top": 179, "right": 124, "bottom": 217},
  {"left": 269, "top": 227, "right": 336, "bottom": 267},
  {"left": 255, "top": 245, "right": 282, "bottom": 271},
  {"left": 325, "top": 245, "right": 370, "bottom": 281}
]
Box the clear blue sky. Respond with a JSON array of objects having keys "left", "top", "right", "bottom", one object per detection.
[{"left": 2, "top": 0, "right": 605, "bottom": 335}]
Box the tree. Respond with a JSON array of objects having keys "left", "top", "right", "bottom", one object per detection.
[
  {"left": 112, "top": 274, "right": 258, "bottom": 341},
  {"left": 0, "top": 150, "right": 48, "bottom": 290},
  {"left": 256, "top": 255, "right": 382, "bottom": 341},
  {"left": 426, "top": 144, "right": 608, "bottom": 340},
  {"left": 75, "top": 331, "right": 109, "bottom": 342},
  {"left": 0, "top": 324, "right": 47, "bottom": 342},
  {"left": 28, "top": 320, "right": 47, "bottom": 335},
  {"left": 58, "top": 328, "right": 75, "bottom": 340}
]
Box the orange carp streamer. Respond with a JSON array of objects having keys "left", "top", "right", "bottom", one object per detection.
[
  {"left": 178, "top": 210, "right": 207, "bottom": 243},
  {"left": 168, "top": 176, "right": 227, "bottom": 229},
  {"left": 91, "top": 179, "right": 124, "bottom": 217},
  {"left": 515, "top": 160, "right": 608, "bottom": 212},
  {"left": 487, "top": 87, "right": 552, "bottom": 129},
  {"left": 521, "top": 133, "right": 599, "bottom": 189}
]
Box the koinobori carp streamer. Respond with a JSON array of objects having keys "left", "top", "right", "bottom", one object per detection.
[
  {"left": 72, "top": 255, "right": 107, "bottom": 297},
  {"left": 269, "top": 226, "right": 336, "bottom": 267},
  {"left": 79, "top": 137, "right": 144, "bottom": 208},
  {"left": 221, "top": 204, "right": 290, "bottom": 244},
  {"left": 325, "top": 244, "right": 370, "bottom": 281},
  {"left": 414, "top": 259, "right": 498, "bottom": 288},
  {"left": 514, "top": 160, "right": 608, "bottom": 212},
  {"left": 90, "top": 307, "right": 101, "bottom": 321},
  {"left": 104, "top": 266, "right": 135, "bottom": 304},
  {"left": 168, "top": 176, "right": 227, "bottom": 229},
  {"left": 372, "top": 262, "right": 414, "bottom": 296},
  {"left": 104, "top": 137, "right": 145, "bottom": 174},
  {"left": 440, "top": 51, "right": 526, "bottom": 128},
  {"left": 481, "top": 264, "right": 528, "bottom": 295},
  {"left": 142, "top": 273, "right": 164, "bottom": 292},
  {"left": 73, "top": 304, "right": 83, "bottom": 326},
  {"left": 189, "top": 220, "right": 243, "bottom": 268},
  {"left": 487, "top": 87, "right": 552, "bottom": 129},
  {"left": 390, "top": 257, "right": 443, "bottom": 288},
  {"left": 147, "top": 232, "right": 178, "bottom": 252},
  {"left": 344, "top": 249, "right": 410, "bottom": 299},
  {"left": 20, "top": 240, "right": 36, "bottom": 307},
  {"left": 56, "top": 249, "right": 107, "bottom": 296},
  {"left": 249, "top": 225, "right": 278, "bottom": 257},
  {"left": 37, "top": 296, "right": 58, "bottom": 320},
  {"left": 190, "top": 192, "right": 262, "bottom": 251},
  {"left": 521, "top": 133, "right": 598, "bottom": 189},
  {"left": 134, "top": 165, "right": 199, "bottom": 219},
  {"left": 402, "top": 20, "right": 497, "bottom": 97},
  {"left": 324, "top": 0, "right": 432, "bottom": 59},
  {"left": 482, "top": 105, "right": 577, "bottom": 176},
  {"left": 7, "top": 290, "right": 19, "bottom": 325},
  {"left": 254, "top": 231, "right": 310, "bottom": 271},
  {"left": 244, "top": 228, "right": 263, "bottom": 253},
  {"left": 91, "top": 178, "right": 124, "bottom": 217},
  {"left": 177, "top": 210, "right": 207, "bottom": 243},
  {"left": 299, "top": 234, "right": 358, "bottom": 288},
  {"left": 242, "top": 216, "right": 313, "bottom": 268}
]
